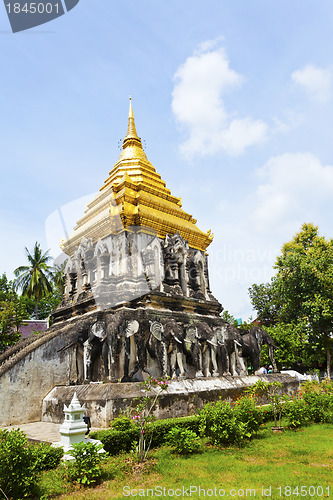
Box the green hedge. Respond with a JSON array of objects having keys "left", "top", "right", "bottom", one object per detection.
[
  {"left": 150, "top": 415, "right": 200, "bottom": 448},
  {"left": 91, "top": 415, "right": 200, "bottom": 455},
  {"left": 90, "top": 428, "right": 139, "bottom": 455}
]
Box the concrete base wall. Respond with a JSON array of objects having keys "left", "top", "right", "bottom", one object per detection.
[{"left": 42, "top": 374, "right": 299, "bottom": 427}]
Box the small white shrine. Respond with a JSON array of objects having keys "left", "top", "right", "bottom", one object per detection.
[
  {"left": 53, "top": 392, "right": 105, "bottom": 460},
  {"left": 59, "top": 392, "right": 88, "bottom": 450}
]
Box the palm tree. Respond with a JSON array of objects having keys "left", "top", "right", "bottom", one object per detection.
[{"left": 14, "top": 242, "right": 53, "bottom": 319}]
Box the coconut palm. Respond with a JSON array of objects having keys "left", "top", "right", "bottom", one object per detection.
[{"left": 14, "top": 242, "right": 53, "bottom": 319}]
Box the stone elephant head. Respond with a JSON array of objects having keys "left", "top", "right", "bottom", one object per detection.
[
  {"left": 184, "top": 321, "right": 214, "bottom": 378},
  {"left": 241, "top": 326, "right": 278, "bottom": 373},
  {"left": 147, "top": 319, "right": 186, "bottom": 379}
]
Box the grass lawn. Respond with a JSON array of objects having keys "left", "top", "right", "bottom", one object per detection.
[{"left": 42, "top": 423, "right": 333, "bottom": 500}]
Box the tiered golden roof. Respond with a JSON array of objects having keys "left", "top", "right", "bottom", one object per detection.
[{"left": 61, "top": 99, "right": 213, "bottom": 256}]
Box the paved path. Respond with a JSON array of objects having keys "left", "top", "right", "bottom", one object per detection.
[{"left": 1, "top": 422, "right": 100, "bottom": 443}]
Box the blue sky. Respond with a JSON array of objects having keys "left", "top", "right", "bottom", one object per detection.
[{"left": 1, "top": 1, "right": 333, "bottom": 319}]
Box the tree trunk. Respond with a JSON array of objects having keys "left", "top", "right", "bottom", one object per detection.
[
  {"left": 35, "top": 296, "right": 38, "bottom": 319},
  {"left": 327, "top": 347, "right": 331, "bottom": 380}
]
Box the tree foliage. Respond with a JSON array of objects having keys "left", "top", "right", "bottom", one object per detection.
[
  {"left": 0, "top": 274, "right": 25, "bottom": 353},
  {"left": 250, "top": 223, "right": 333, "bottom": 376},
  {"left": 14, "top": 242, "right": 54, "bottom": 319}
]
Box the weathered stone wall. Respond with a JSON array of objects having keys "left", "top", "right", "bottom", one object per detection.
[
  {"left": 42, "top": 374, "right": 299, "bottom": 427},
  {"left": 0, "top": 313, "right": 96, "bottom": 427}
]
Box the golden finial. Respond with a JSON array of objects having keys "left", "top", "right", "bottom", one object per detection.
[
  {"left": 125, "top": 95, "right": 139, "bottom": 140},
  {"left": 117, "top": 96, "right": 148, "bottom": 162},
  {"left": 129, "top": 94, "right": 134, "bottom": 119}
]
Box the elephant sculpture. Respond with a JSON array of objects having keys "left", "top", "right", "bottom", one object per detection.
[
  {"left": 208, "top": 324, "right": 247, "bottom": 377},
  {"left": 147, "top": 319, "right": 185, "bottom": 378},
  {"left": 220, "top": 324, "right": 247, "bottom": 376},
  {"left": 240, "top": 326, "right": 278, "bottom": 373},
  {"left": 83, "top": 318, "right": 108, "bottom": 382},
  {"left": 210, "top": 325, "right": 231, "bottom": 376},
  {"left": 119, "top": 319, "right": 141, "bottom": 382},
  {"left": 184, "top": 321, "right": 215, "bottom": 377},
  {"left": 81, "top": 314, "right": 144, "bottom": 383}
]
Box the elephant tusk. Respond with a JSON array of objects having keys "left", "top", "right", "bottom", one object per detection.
[{"left": 207, "top": 339, "right": 217, "bottom": 346}]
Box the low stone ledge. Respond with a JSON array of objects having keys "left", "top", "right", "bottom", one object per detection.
[{"left": 42, "top": 373, "right": 299, "bottom": 427}]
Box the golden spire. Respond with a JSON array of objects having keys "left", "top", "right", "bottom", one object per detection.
[
  {"left": 126, "top": 95, "right": 139, "bottom": 139},
  {"left": 118, "top": 96, "right": 148, "bottom": 161}
]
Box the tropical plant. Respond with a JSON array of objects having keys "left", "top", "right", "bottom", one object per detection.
[
  {"left": 0, "top": 274, "right": 25, "bottom": 353},
  {"left": 0, "top": 428, "right": 40, "bottom": 499},
  {"left": 131, "top": 377, "right": 168, "bottom": 462},
  {"left": 199, "top": 399, "right": 246, "bottom": 446},
  {"left": 246, "top": 380, "right": 288, "bottom": 428},
  {"left": 66, "top": 441, "right": 106, "bottom": 486},
  {"left": 14, "top": 242, "right": 54, "bottom": 319},
  {"left": 166, "top": 427, "right": 203, "bottom": 455}
]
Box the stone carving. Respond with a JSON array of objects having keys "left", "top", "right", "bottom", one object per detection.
[
  {"left": 147, "top": 321, "right": 168, "bottom": 378},
  {"left": 83, "top": 319, "right": 108, "bottom": 382},
  {"left": 163, "top": 233, "right": 188, "bottom": 294},
  {"left": 141, "top": 236, "right": 164, "bottom": 291},
  {"left": 220, "top": 325, "right": 248, "bottom": 377},
  {"left": 121, "top": 319, "right": 140, "bottom": 382},
  {"left": 58, "top": 231, "right": 215, "bottom": 314},
  {"left": 69, "top": 313, "right": 278, "bottom": 383},
  {"left": 210, "top": 326, "right": 230, "bottom": 377},
  {"left": 147, "top": 319, "right": 186, "bottom": 379},
  {"left": 163, "top": 319, "right": 185, "bottom": 379},
  {"left": 184, "top": 322, "right": 215, "bottom": 378},
  {"left": 187, "top": 251, "right": 207, "bottom": 299},
  {"left": 241, "top": 326, "right": 278, "bottom": 373}
]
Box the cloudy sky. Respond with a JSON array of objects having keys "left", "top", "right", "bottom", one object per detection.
[{"left": 1, "top": 0, "right": 333, "bottom": 320}]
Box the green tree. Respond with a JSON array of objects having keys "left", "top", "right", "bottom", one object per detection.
[
  {"left": 0, "top": 274, "right": 25, "bottom": 353},
  {"left": 221, "top": 309, "right": 239, "bottom": 326},
  {"left": 249, "top": 223, "right": 333, "bottom": 378},
  {"left": 14, "top": 242, "right": 54, "bottom": 319}
]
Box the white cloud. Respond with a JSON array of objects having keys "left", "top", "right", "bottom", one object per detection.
[
  {"left": 251, "top": 152, "right": 333, "bottom": 232},
  {"left": 291, "top": 64, "right": 332, "bottom": 102},
  {"left": 172, "top": 42, "right": 268, "bottom": 158}
]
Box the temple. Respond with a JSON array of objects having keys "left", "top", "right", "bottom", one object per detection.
[
  {"left": 0, "top": 100, "right": 287, "bottom": 429},
  {"left": 54, "top": 98, "right": 221, "bottom": 323}
]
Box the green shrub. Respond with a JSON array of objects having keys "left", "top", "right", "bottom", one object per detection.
[
  {"left": 111, "top": 415, "right": 136, "bottom": 432},
  {"left": 0, "top": 428, "right": 40, "bottom": 499},
  {"left": 91, "top": 415, "right": 200, "bottom": 455},
  {"left": 31, "top": 442, "right": 64, "bottom": 471},
  {"left": 66, "top": 441, "right": 106, "bottom": 486},
  {"left": 90, "top": 428, "right": 139, "bottom": 455},
  {"left": 285, "top": 398, "right": 310, "bottom": 429},
  {"left": 166, "top": 427, "right": 203, "bottom": 455},
  {"left": 261, "top": 404, "right": 274, "bottom": 422},
  {"left": 302, "top": 379, "right": 333, "bottom": 395},
  {"left": 233, "top": 396, "right": 263, "bottom": 438},
  {"left": 199, "top": 400, "right": 246, "bottom": 446},
  {"left": 150, "top": 415, "right": 200, "bottom": 448},
  {"left": 303, "top": 391, "right": 333, "bottom": 423}
]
